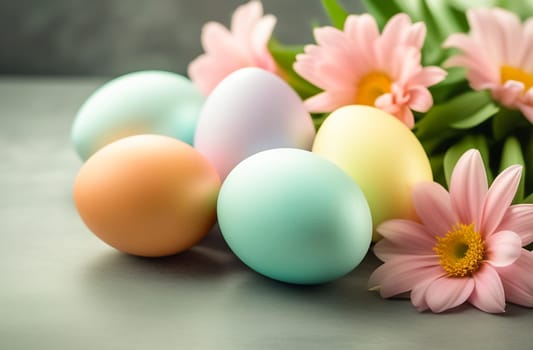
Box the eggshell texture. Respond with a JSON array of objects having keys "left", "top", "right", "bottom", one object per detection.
[
  {"left": 217, "top": 148, "right": 372, "bottom": 284},
  {"left": 312, "top": 105, "right": 433, "bottom": 241},
  {"left": 73, "top": 135, "right": 220, "bottom": 257},
  {"left": 194, "top": 67, "right": 315, "bottom": 180},
  {"left": 72, "top": 71, "right": 205, "bottom": 160}
]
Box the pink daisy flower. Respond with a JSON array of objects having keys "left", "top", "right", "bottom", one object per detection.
[
  {"left": 444, "top": 8, "right": 533, "bottom": 123},
  {"left": 293, "top": 13, "right": 446, "bottom": 128},
  {"left": 369, "top": 149, "right": 533, "bottom": 313},
  {"left": 188, "top": 1, "right": 278, "bottom": 95}
]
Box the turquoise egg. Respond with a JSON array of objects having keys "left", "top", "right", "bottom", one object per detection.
[
  {"left": 217, "top": 148, "right": 372, "bottom": 285},
  {"left": 71, "top": 70, "right": 204, "bottom": 160}
]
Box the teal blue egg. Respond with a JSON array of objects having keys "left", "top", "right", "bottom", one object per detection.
[
  {"left": 217, "top": 148, "right": 372, "bottom": 285},
  {"left": 71, "top": 71, "right": 204, "bottom": 160}
]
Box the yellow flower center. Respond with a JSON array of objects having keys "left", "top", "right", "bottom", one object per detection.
[
  {"left": 501, "top": 65, "right": 533, "bottom": 92},
  {"left": 355, "top": 71, "right": 392, "bottom": 106},
  {"left": 433, "top": 223, "right": 485, "bottom": 278}
]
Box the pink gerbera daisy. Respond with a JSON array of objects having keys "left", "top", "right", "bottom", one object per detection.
[
  {"left": 369, "top": 149, "right": 533, "bottom": 313},
  {"left": 293, "top": 13, "right": 446, "bottom": 128},
  {"left": 444, "top": 8, "right": 533, "bottom": 123},
  {"left": 188, "top": 1, "right": 278, "bottom": 95}
]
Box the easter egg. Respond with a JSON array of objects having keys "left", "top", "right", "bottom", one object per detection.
[
  {"left": 71, "top": 71, "right": 204, "bottom": 160},
  {"left": 73, "top": 135, "right": 220, "bottom": 257},
  {"left": 312, "top": 105, "right": 432, "bottom": 241},
  {"left": 194, "top": 67, "right": 315, "bottom": 180},
  {"left": 217, "top": 148, "right": 372, "bottom": 284}
]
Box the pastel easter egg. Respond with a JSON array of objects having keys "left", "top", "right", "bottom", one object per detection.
[
  {"left": 217, "top": 148, "right": 372, "bottom": 284},
  {"left": 194, "top": 67, "right": 315, "bottom": 180},
  {"left": 71, "top": 71, "right": 204, "bottom": 160},
  {"left": 73, "top": 135, "right": 220, "bottom": 257},
  {"left": 312, "top": 105, "right": 432, "bottom": 241}
]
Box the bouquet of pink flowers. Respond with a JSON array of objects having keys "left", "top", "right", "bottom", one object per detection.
[{"left": 187, "top": 0, "right": 533, "bottom": 313}]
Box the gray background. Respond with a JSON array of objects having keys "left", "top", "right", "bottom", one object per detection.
[{"left": 0, "top": 0, "right": 363, "bottom": 76}]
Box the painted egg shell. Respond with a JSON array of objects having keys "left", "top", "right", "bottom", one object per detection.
[
  {"left": 71, "top": 71, "right": 204, "bottom": 160},
  {"left": 217, "top": 148, "right": 372, "bottom": 284},
  {"left": 73, "top": 135, "right": 220, "bottom": 257},
  {"left": 194, "top": 67, "right": 315, "bottom": 180},
  {"left": 312, "top": 105, "right": 433, "bottom": 241}
]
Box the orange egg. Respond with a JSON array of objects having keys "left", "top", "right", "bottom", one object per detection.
[{"left": 73, "top": 134, "right": 220, "bottom": 257}]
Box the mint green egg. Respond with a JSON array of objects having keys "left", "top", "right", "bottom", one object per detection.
[
  {"left": 217, "top": 148, "right": 372, "bottom": 285},
  {"left": 71, "top": 71, "right": 204, "bottom": 160}
]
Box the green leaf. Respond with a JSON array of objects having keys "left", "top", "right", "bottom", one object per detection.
[
  {"left": 500, "top": 136, "right": 526, "bottom": 203},
  {"left": 428, "top": 67, "right": 469, "bottom": 104},
  {"left": 361, "top": 0, "right": 402, "bottom": 28},
  {"left": 443, "top": 135, "right": 492, "bottom": 188},
  {"left": 415, "top": 90, "right": 495, "bottom": 140},
  {"left": 450, "top": 102, "right": 499, "bottom": 129},
  {"left": 522, "top": 192, "right": 533, "bottom": 204},
  {"left": 492, "top": 107, "right": 529, "bottom": 140},
  {"left": 312, "top": 113, "right": 329, "bottom": 131},
  {"left": 268, "top": 39, "right": 321, "bottom": 99},
  {"left": 448, "top": 2, "right": 469, "bottom": 32},
  {"left": 429, "top": 154, "right": 446, "bottom": 187},
  {"left": 321, "top": 0, "right": 349, "bottom": 29}
]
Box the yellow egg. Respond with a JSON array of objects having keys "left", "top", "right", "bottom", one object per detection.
[
  {"left": 73, "top": 135, "right": 220, "bottom": 257},
  {"left": 312, "top": 105, "right": 432, "bottom": 241}
]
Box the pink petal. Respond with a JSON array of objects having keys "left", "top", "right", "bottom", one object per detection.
[
  {"left": 408, "top": 66, "right": 447, "bottom": 87},
  {"left": 251, "top": 15, "right": 277, "bottom": 70},
  {"left": 231, "top": 0, "right": 263, "bottom": 43},
  {"left": 486, "top": 230, "right": 522, "bottom": 267},
  {"left": 480, "top": 165, "right": 522, "bottom": 237},
  {"left": 201, "top": 22, "right": 246, "bottom": 59},
  {"left": 408, "top": 86, "right": 433, "bottom": 112},
  {"left": 493, "top": 81, "right": 525, "bottom": 107},
  {"left": 468, "top": 264, "right": 506, "bottom": 313},
  {"left": 303, "top": 91, "right": 350, "bottom": 113},
  {"left": 374, "top": 93, "right": 394, "bottom": 110},
  {"left": 188, "top": 55, "right": 240, "bottom": 95},
  {"left": 369, "top": 256, "right": 442, "bottom": 298},
  {"left": 412, "top": 182, "right": 457, "bottom": 237},
  {"left": 444, "top": 55, "right": 499, "bottom": 89},
  {"left": 499, "top": 205, "right": 533, "bottom": 246},
  {"left": 377, "top": 219, "right": 436, "bottom": 248},
  {"left": 425, "top": 276, "right": 475, "bottom": 313},
  {"left": 313, "top": 26, "right": 346, "bottom": 48},
  {"left": 449, "top": 149, "right": 488, "bottom": 227},
  {"left": 394, "top": 106, "right": 415, "bottom": 129},
  {"left": 402, "top": 21, "right": 427, "bottom": 49},
  {"left": 395, "top": 46, "right": 421, "bottom": 83},
  {"left": 380, "top": 13, "right": 410, "bottom": 49},
  {"left": 497, "top": 250, "right": 533, "bottom": 307},
  {"left": 344, "top": 14, "right": 378, "bottom": 67},
  {"left": 467, "top": 9, "right": 505, "bottom": 65},
  {"left": 519, "top": 18, "right": 533, "bottom": 70},
  {"left": 373, "top": 220, "right": 436, "bottom": 261},
  {"left": 410, "top": 277, "right": 436, "bottom": 312},
  {"left": 494, "top": 8, "right": 523, "bottom": 66}
]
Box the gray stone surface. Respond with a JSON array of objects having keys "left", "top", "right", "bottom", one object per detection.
[
  {"left": 0, "top": 0, "right": 363, "bottom": 76},
  {"left": 1, "top": 77, "right": 532, "bottom": 349}
]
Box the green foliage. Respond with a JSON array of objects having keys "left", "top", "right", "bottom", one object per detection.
[
  {"left": 443, "top": 134, "right": 492, "bottom": 187},
  {"left": 500, "top": 137, "right": 526, "bottom": 203},
  {"left": 415, "top": 90, "right": 498, "bottom": 141},
  {"left": 267, "top": 39, "right": 321, "bottom": 100},
  {"left": 361, "top": 0, "right": 402, "bottom": 28},
  {"left": 321, "top": 0, "right": 349, "bottom": 29}
]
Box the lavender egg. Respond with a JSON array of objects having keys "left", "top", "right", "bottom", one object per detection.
[{"left": 193, "top": 67, "right": 315, "bottom": 180}]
